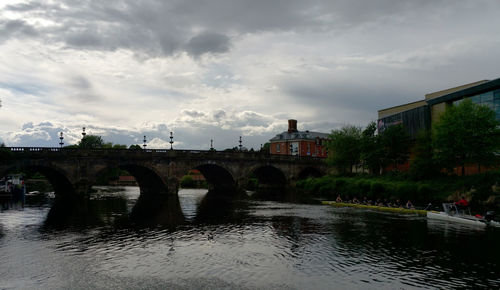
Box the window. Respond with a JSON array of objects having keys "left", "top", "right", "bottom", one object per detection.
[{"left": 276, "top": 144, "right": 280, "bottom": 152}]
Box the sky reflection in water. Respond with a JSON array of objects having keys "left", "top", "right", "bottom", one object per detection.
[{"left": 0, "top": 187, "right": 499, "bottom": 289}]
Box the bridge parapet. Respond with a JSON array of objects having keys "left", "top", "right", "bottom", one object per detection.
[
  {"left": 3, "top": 147, "right": 325, "bottom": 164},
  {"left": 1, "top": 147, "right": 327, "bottom": 197}
]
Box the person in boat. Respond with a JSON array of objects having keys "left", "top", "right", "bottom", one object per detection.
[
  {"left": 393, "top": 199, "right": 402, "bottom": 208},
  {"left": 335, "top": 195, "right": 342, "bottom": 203},
  {"left": 455, "top": 196, "right": 469, "bottom": 209},
  {"left": 362, "top": 196, "right": 368, "bottom": 205},
  {"left": 406, "top": 200, "right": 414, "bottom": 209},
  {"left": 352, "top": 197, "right": 360, "bottom": 204}
]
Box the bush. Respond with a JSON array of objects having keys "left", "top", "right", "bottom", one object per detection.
[
  {"left": 370, "top": 182, "right": 385, "bottom": 198},
  {"left": 180, "top": 175, "right": 196, "bottom": 188}
]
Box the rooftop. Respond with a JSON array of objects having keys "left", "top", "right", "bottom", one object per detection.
[{"left": 270, "top": 130, "right": 329, "bottom": 142}]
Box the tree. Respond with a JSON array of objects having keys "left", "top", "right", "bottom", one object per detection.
[
  {"left": 360, "top": 122, "right": 384, "bottom": 174},
  {"left": 129, "top": 144, "right": 142, "bottom": 150},
  {"left": 379, "top": 124, "right": 410, "bottom": 171},
  {"left": 78, "top": 135, "right": 105, "bottom": 148},
  {"left": 433, "top": 99, "right": 500, "bottom": 176},
  {"left": 409, "top": 130, "right": 438, "bottom": 180},
  {"left": 327, "top": 125, "right": 362, "bottom": 174},
  {"left": 260, "top": 142, "right": 270, "bottom": 153}
]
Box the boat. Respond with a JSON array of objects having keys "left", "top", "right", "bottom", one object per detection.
[
  {"left": 427, "top": 203, "right": 500, "bottom": 228},
  {"left": 322, "top": 201, "right": 428, "bottom": 215}
]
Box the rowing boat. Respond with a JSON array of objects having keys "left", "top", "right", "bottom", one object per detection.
[{"left": 322, "top": 201, "right": 428, "bottom": 215}]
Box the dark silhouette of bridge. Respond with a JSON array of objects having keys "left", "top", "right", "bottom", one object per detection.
[
  {"left": 1, "top": 147, "right": 326, "bottom": 226},
  {"left": 0, "top": 147, "right": 326, "bottom": 198}
]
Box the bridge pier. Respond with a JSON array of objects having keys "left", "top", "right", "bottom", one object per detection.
[{"left": 44, "top": 187, "right": 102, "bottom": 228}]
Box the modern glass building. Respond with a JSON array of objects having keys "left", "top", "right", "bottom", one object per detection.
[{"left": 378, "top": 78, "right": 500, "bottom": 138}]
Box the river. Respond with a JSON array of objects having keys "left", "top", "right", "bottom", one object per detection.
[{"left": 1, "top": 187, "right": 499, "bottom": 289}]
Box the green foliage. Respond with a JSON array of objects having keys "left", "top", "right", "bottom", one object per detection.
[
  {"left": 360, "top": 122, "right": 384, "bottom": 174},
  {"left": 379, "top": 124, "right": 410, "bottom": 170},
  {"left": 78, "top": 135, "right": 105, "bottom": 148},
  {"left": 75, "top": 135, "right": 127, "bottom": 149},
  {"left": 95, "top": 167, "right": 121, "bottom": 185},
  {"left": 179, "top": 175, "right": 207, "bottom": 188},
  {"left": 261, "top": 142, "right": 270, "bottom": 153},
  {"left": 327, "top": 125, "right": 362, "bottom": 174},
  {"left": 409, "top": 130, "right": 439, "bottom": 180},
  {"left": 129, "top": 144, "right": 142, "bottom": 150},
  {"left": 433, "top": 99, "right": 500, "bottom": 175},
  {"left": 180, "top": 175, "right": 196, "bottom": 188}
]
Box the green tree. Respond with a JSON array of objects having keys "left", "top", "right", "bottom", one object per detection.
[
  {"left": 260, "top": 142, "right": 270, "bottom": 153},
  {"left": 129, "top": 144, "right": 142, "bottom": 150},
  {"left": 327, "top": 125, "right": 362, "bottom": 174},
  {"left": 433, "top": 99, "right": 500, "bottom": 176},
  {"left": 409, "top": 130, "right": 438, "bottom": 180},
  {"left": 78, "top": 135, "right": 105, "bottom": 148},
  {"left": 360, "top": 122, "right": 384, "bottom": 174},
  {"left": 379, "top": 124, "right": 410, "bottom": 171}
]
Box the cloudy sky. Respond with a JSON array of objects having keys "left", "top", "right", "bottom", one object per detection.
[{"left": 1, "top": 0, "right": 499, "bottom": 150}]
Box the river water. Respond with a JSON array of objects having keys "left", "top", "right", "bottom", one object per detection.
[{"left": 1, "top": 187, "right": 499, "bottom": 289}]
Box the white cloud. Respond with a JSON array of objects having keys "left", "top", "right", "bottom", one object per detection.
[{"left": 1, "top": 0, "right": 500, "bottom": 149}]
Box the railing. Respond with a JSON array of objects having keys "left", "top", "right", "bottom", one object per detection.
[{"left": 3, "top": 147, "right": 325, "bottom": 161}]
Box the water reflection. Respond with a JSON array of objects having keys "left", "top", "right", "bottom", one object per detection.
[
  {"left": 129, "top": 193, "right": 184, "bottom": 227},
  {"left": 193, "top": 189, "right": 249, "bottom": 224},
  {"left": 1, "top": 187, "right": 500, "bottom": 289}
]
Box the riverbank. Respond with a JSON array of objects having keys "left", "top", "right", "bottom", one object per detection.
[{"left": 297, "top": 170, "right": 500, "bottom": 210}]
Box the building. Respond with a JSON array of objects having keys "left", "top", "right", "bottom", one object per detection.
[
  {"left": 378, "top": 78, "right": 500, "bottom": 138},
  {"left": 269, "top": 119, "right": 329, "bottom": 158},
  {"left": 378, "top": 78, "right": 500, "bottom": 174}
]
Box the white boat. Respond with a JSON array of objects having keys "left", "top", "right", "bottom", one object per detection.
[{"left": 427, "top": 203, "right": 500, "bottom": 228}]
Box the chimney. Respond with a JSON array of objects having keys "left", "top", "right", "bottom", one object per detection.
[{"left": 288, "top": 119, "right": 298, "bottom": 133}]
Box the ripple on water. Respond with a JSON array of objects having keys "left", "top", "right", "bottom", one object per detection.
[{"left": 1, "top": 189, "right": 500, "bottom": 289}]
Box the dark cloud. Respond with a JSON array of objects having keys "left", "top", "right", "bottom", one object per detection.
[
  {"left": 0, "top": 0, "right": 464, "bottom": 58},
  {"left": 185, "top": 32, "right": 230, "bottom": 56},
  {"left": 0, "top": 19, "right": 38, "bottom": 43},
  {"left": 67, "top": 75, "right": 101, "bottom": 102}
]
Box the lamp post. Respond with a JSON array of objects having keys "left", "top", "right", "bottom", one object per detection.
[
  {"left": 290, "top": 143, "right": 293, "bottom": 156},
  {"left": 82, "top": 127, "right": 86, "bottom": 139},
  {"left": 210, "top": 139, "right": 214, "bottom": 151},
  {"left": 59, "top": 132, "right": 64, "bottom": 148},
  {"left": 239, "top": 136, "right": 242, "bottom": 151},
  {"left": 143, "top": 135, "right": 147, "bottom": 149},
  {"left": 169, "top": 132, "right": 174, "bottom": 150}
]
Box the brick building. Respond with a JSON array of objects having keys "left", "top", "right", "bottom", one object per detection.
[{"left": 269, "top": 120, "right": 329, "bottom": 158}]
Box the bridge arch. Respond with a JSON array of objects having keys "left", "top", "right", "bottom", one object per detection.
[
  {"left": 249, "top": 165, "right": 287, "bottom": 190},
  {"left": 1, "top": 164, "right": 74, "bottom": 198},
  {"left": 298, "top": 167, "right": 325, "bottom": 180},
  {"left": 91, "top": 163, "right": 169, "bottom": 195},
  {"left": 191, "top": 163, "right": 236, "bottom": 191}
]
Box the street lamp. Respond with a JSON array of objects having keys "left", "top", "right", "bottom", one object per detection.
[
  {"left": 82, "top": 127, "right": 86, "bottom": 139},
  {"left": 169, "top": 131, "right": 174, "bottom": 150},
  {"left": 239, "top": 136, "right": 242, "bottom": 151},
  {"left": 290, "top": 143, "right": 293, "bottom": 156},
  {"left": 59, "top": 132, "right": 64, "bottom": 148},
  {"left": 210, "top": 139, "right": 214, "bottom": 151},
  {"left": 143, "top": 135, "right": 147, "bottom": 149}
]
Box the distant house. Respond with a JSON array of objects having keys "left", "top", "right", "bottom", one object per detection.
[
  {"left": 269, "top": 119, "right": 329, "bottom": 158},
  {"left": 110, "top": 175, "right": 138, "bottom": 186}
]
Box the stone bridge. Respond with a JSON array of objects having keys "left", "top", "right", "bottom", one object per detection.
[{"left": 0, "top": 147, "right": 327, "bottom": 198}]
